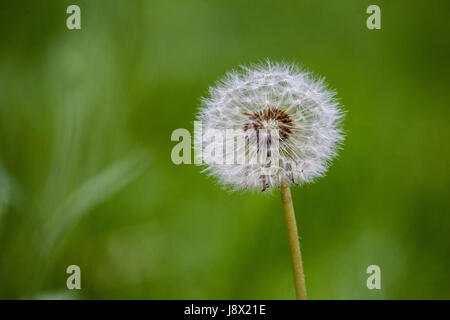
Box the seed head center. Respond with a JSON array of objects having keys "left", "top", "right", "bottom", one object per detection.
[{"left": 243, "top": 107, "right": 293, "bottom": 140}]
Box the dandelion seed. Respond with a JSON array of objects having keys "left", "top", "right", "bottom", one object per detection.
[{"left": 198, "top": 61, "right": 344, "bottom": 191}]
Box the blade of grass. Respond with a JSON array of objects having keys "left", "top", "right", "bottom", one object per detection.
[{"left": 43, "top": 150, "right": 148, "bottom": 252}]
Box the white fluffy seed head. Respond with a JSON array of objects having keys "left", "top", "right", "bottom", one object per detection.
[{"left": 197, "top": 61, "right": 345, "bottom": 191}]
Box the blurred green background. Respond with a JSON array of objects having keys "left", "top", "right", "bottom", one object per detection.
[{"left": 0, "top": 0, "right": 449, "bottom": 299}]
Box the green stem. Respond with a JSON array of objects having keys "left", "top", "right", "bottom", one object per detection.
[{"left": 280, "top": 180, "right": 307, "bottom": 300}]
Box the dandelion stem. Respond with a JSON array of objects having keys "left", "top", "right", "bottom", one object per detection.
[{"left": 280, "top": 180, "right": 307, "bottom": 300}]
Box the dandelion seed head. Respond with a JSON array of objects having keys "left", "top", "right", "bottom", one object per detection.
[{"left": 197, "top": 61, "right": 344, "bottom": 191}]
